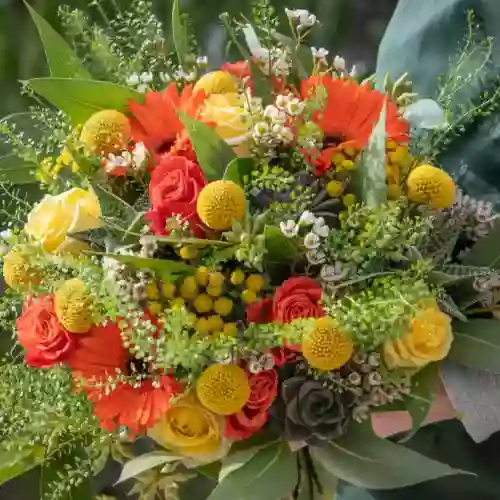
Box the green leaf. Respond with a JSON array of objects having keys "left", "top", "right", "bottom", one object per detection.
[
  {"left": 91, "top": 181, "right": 138, "bottom": 221},
  {"left": 438, "top": 293, "right": 468, "bottom": 322},
  {"left": 448, "top": 318, "right": 500, "bottom": 373},
  {"left": 401, "top": 362, "right": 440, "bottom": 441},
  {"left": 102, "top": 253, "right": 195, "bottom": 280},
  {"left": 148, "top": 236, "right": 233, "bottom": 247},
  {"left": 0, "top": 154, "right": 37, "bottom": 184},
  {"left": 312, "top": 456, "right": 338, "bottom": 498},
  {"left": 28, "top": 78, "right": 143, "bottom": 125},
  {"left": 271, "top": 32, "right": 313, "bottom": 80},
  {"left": 462, "top": 221, "right": 500, "bottom": 269},
  {"left": 0, "top": 445, "right": 45, "bottom": 486},
  {"left": 117, "top": 452, "right": 182, "bottom": 484},
  {"left": 352, "top": 103, "right": 387, "bottom": 207},
  {"left": 179, "top": 112, "right": 236, "bottom": 181},
  {"left": 171, "top": 0, "right": 191, "bottom": 66},
  {"left": 24, "top": 0, "right": 90, "bottom": 79},
  {"left": 430, "top": 264, "right": 494, "bottom": 286},
  {"left": 264, "top": 225, "right": 299, "bottom": 263},
  {"left": 310, "top": 424, "right": 470, "bottom": 489},
  {"left": 207, "top": 441, "right": 298, "bottom": 500},
  {"left": 224, "top": 157, "right": 255, "bottom": 186}
]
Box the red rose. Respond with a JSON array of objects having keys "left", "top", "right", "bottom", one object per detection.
[
  {"left": 226, "top": 369, "right": 278, "bottom": 440},
  {"left": 16, "top": 296, "right": 76, "bottom": 368},
  {"left": 246, "top": 298, "right": 273, "bottom": 324},
  {"left": 273, "top": 277, "right": 324, "bottom": 323},
  {"left": 146, "top": 155, "right": 207, "bottom": 236}
]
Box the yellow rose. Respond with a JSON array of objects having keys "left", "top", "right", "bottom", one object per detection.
[
  {"left": 202, "top": 93, "right": 251, "bottom": 146},
  {"left": 149, "top": 393, "right": 226, "bottom": 460},
  {"left": 384, "top": 308, "right": 453, "bottom": 369},
  {"left": 25, "top": 188, "right": 101, "bottom": 253}
]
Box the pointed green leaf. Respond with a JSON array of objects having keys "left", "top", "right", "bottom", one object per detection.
[
  {"left": 28, "top": 78, "right": 143, "bottom": 125},
  {"left": 264, "top": 225, "right": 299, "bottom": 262},
  {"left": 117, "top": 452, "right": 182, "bottom": 484},
  {"left": 179, "top": 112, "right": 235, "bottom": 180},
  {"left": 207, "top": 441, "right": 297, "bottom": 500},
  {"left": 449, "top": 318, "right": 500, "bottom": 373},
  {"left": 24, "top": 0, "right": 90, "bottom": 79},
  {"left": 147, "top": 236, "right": 233, "bottom": 247},
  {"left": 223, "top": 157, "right": 255, "bottom": 186},
  {"left": 352, "top": 103, "right": 387, "bottom": 207},
  {"left": 0, "top": 445, "right": 45, "bottom": 486},
  {"left": 462, "top": 220, "right": 500, "bottom": 269},
  {"left": 172, "top": 0, "right": 191, "bottom": 66},
  {"left": 310, "top": 424, "right": 470, "bottom": 489},
  {"left": 438, "top": 293, "right": 468, "bottom": 322},
  {"left": 0, "top": 154, "right": 38, "bottom": 184}
]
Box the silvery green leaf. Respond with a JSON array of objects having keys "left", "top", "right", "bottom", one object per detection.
[
  {"left": 403, "top": 99, "right": 447, "bottom": 129},
  {"left": 116, "top": 452, "right": 182, "bottom": 484}
]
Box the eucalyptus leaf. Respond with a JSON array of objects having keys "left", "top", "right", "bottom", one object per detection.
[
  {"left": 351, "top": 103, "right": 387, "bottom": 207},
  {"left": 448, "top": 318, "right": 500, "bottom": 373},
  {"left": 438, "top": 293, "right": 468, "bottom": 322},
  {"left": 0, "top": 445, "right": 45, "bottom": 486},
  {"left": 179, "top": 112, "right": 235, "bottom": 180},
  {"left": 462, "top": 220, "right": 500, "bottom": 269},
  {"left": 310, "top": 424, "right": 470, "bottom": 489},
  {"left": 0, "top": 154, "right": 37, "bottom": 184},
  {"left": 219, "top": 442, "right": 273, "bottom": 482},
  {"left": 264, "top": 225, "right": 299, "bottom": 262},
  {"left": 117, "top": 452, "right": 182, "bottom": 484},
  {"left": 24, "top": 0, "right": 90, "bottom": 79},
  {"left": 224, "top": 157, "right": 255, "bottom": 186},
  {"left": 171, "top": 0, "right": 191, "bottom": 66},
  {"left": 403, "top": 99, "right": 446, "bottom": 130},
  {"left": 207, "top": 441, "right": 297, "bottom": 500},
  {"left": 90, "top": 181, "right": 137, "bottom": 221},
  {"left": 28, "top": 78, "right": 144, "bottom": 125}
]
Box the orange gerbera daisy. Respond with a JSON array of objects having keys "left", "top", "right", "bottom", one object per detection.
[
  {"left": 301, "top": 75, "right": 408, "bottom": 154},
  {"left": 68, "top": 321, "right": 180, "bottom": 433},
  {"left": 128, "top": 84, "right": 205, "bottom": 156}
]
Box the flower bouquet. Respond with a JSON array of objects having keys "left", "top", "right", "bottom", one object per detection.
[{"left": 1, "top": 1, "right": 500, "bottom": 499}]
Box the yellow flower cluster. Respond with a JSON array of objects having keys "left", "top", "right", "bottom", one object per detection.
[
  {"left": 407, "top": 164, "right": 456, "bottom": 209},
  {"left": 386, "top": 140, "right": 414, "bottom": 200},
  {"left": 196, "top": 180, "right": 246, "bottom": 231},
  {"left": 2, "top": 247, "right": 40, "bottom": 289},
  {"left": 302, "top": 317, "right": 353, "bottom": 371},
  {"left": 54, "top": 279, "right": 94, "bottom": 334}
]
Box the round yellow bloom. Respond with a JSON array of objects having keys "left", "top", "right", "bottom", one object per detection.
[
  {"left": 326, "top": 180, "right": 344, "bottom": 198},
  {"left": 194, "top": 71, "right": 239, "bottom": 95},
  {"left": 208, "top": 271, "right": 225, "bottom": 288},
  {"left": 230, "top": 269, "right": 246, "bottom": 285},
  {"left": 54, "top": 279, "right": 94, "bottom": 334},
  {"left": 223, "top": 323, "right": 238, "bottom": 337},
  {"left": 80, "top": 109, "right": 131, "bottom": 156},
  {"left": 202, "top": 93, "right": 251, "bottom": 146},
  {"left": 195, "top": 267, "right": 210, "bottom": 286},
  {"left": 384, "top": 308, "right": 453, "bottom": 369},
  {"left": 161, "top": 282, "right": 176, "bottom": 299},
  {"left": 193, "top": 293, "right": 213, "bottom": 314},
  {"left": 179, "top": 245, "right": 198, "bottom": 260},
  {"left": 171, "top": 297, "right": 186, "bottom": 309},
  {"left": 241, "top": 289, "right": 257, "bottom": 304},
  {"left": 342, "top": 193, "right": 356, "bottom": 207},
  {"left": 25, "top": 188, "right": 101, "bottom": 253},
  {"left": 196, "top": 317, "right": 212, "bottom": 335},
  {"left": 302, "top": 317, "right": 353, "bottom": 371},
  {"left": 206, "top": 314, "right": 224, "bottom": 333},
  {"left": 341, "top": 159, "right": 356, "bottom": 171},
  {"left": 180, "top": 276, "right": 198, "bottom": 300},
  {"left": 213, "top": 297, "right": 233, "bottom": 316},
  {"left": 387, "top": 184, "right": 402, "bottom": 200},
  {"left": 197, "top": 180, "right": 246, "bottom": 231},
  {"left": 2, "top": 248, "right": 40, "bottom": 289},
  {"left": 207, "top": 285, "right": 222, "bottom": 297},
  {"left": 245, "top": 275, "right": 264, "bottom": 293},
  {"left": 149, "top": 392, "right": 225, "bottom": 459},
  {"left": 145, "top": 282, "right": 160, "bottom": 300},
  {"left": 196, "top": 363, "right": 250, "bottom": 415},
  {"left": 148, "top": 301, "right": 163, "bottom": 315},
  {"left": 407, "top": 164, "right": 456, "bottom": 209}
]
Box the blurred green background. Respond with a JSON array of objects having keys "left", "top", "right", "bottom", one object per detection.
[{"left": 0, "top": 0, "right": 397, "bottom": 116}]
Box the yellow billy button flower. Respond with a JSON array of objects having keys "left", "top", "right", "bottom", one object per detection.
[
  {"left": 230, "top": 269, "right": 246, "bottom": 285},
  {"left": 170, "top": 297, "right": 186, "bottom": 309},
  {"left": 180, "top": 276, "right": 198, "bottom": 300},
  {"left": 384, "top": 308, "right": 453, "bottom": 369},
  {"left": 196, "top": 317, "right": 212, "bottom": 336},
  {"left": 179, "top": 245, "right": 198, "bottom": 260},
  {"left": 245, "top": 275, "right": 264, "bottom": 293},
  {"left": 302, "top": 317, "right": 353, "bottom": 371},
  {"left": 193, "top": 293, "right": 213, "bottom": 314},
  {"left": 213, "top": 297, "right": 233, "bottom": 316},
  {"left": 241, "top": 289, "right": 257, "bottom": 304},
  {"left": 2, "top": 248, "right": 40, "bottom": 289},
  {"left": 342, "top": 193, "right": 356, "bottom": 208},
  {"left": 149, "top": 392, "right": 225, "bottom": 459},
  {"left": 208, "top": 271, "right": 225, "bottom": 288},
  {"left": 80, "top": 109, "right": 131, "bottom": 156},
  {"left": 197, "top": 180, "right": 246, "bottom": 231},
  {"left": 194, "top": 71, "right": 239, "bottom": 95},
  {"left": 145, "top": 282, "right": 160, "bottom": 300},
  {"left": 195, "top": 266, "right": 210, "bottom": 286},
  {"left": 326, "top": 180, "right": 344, "bottom": 198},
  {"left": 407, "top": 164, "right": 456, "bottom": 209},
  {"left": 161, "top": 282, "right": 176, "bottom": 299},
  {"left": 207, "top": 285, "right": 222, "bottom": 298},
  {"left": 196, "top": 363, "right": 250, "bottom": 415},
  {"left": 206, "top": 314, "right": 224, "bottom": 333},
  {"left": 223, "top": 323, "right": 238, "bottom": 337},
  {"left": 54, "top": 279, "right": 94, "bottom": 334}
]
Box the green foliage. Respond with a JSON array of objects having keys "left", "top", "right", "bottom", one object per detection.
[
  {"left": 0, "top": 154, "right": 38, "bottom": 184},
  {"left": 448, "top": 318, "right": 500, "bottom": 373},
  {"left": 224, "top": 157, "right": 255, "bottom": 187},
  {"left": 171, "top": 0, "right": 192, "bottom": 67},
  {"left": 310, "top": 423, "right": 469, "bottom": 489},
  {"left": 462, "top": 220, "right": 500, "bottom": 269},
  {"left": 264, "top": 225, "right": 299, "bottom": 263},
  {"left": 24, "top": 0, "right": 90, "bottom": 79},
  {"left": 117, "top": 452, "right": 183, "bottom": 484},
  {"left": 179, "top": 112, "right": 236, "bottom": 181},
  {"left": 27, "top": 77, "right": 144, "bottom": 125}
]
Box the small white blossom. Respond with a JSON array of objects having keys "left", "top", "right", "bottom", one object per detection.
[
  {"left": 264, "top": 105, "right": 286, "bottom": 122},
  {"left": 132, "top": 142, "right": 148, "bottom": 168},
  {"left": 140, "top": 72, "right": 153, "bottom": 84},
  {"left": 333, "top": 55, "right": 346, "bottom": 72},
  {"left": 159, "top": 72, "right": 171, "bottom": 83},
  {"left": 260, "top": 353, "right": 275, "bottom": 371},
  {"left": 313, "top": 217, "right": 329, "bottom": 238},
  {"left": 126, "top": 73, "right": 140, "bottom": 86},
  {"left": 299, "top": 210, "right": 316, "bottom": 226},
  {"left": 321, "top": 262, "right": 345, "bottom": 282},
  {"left": 196, "top": 56, "right": 208, "bottom": 66},
  {"left": 296, "top": 10, "right": 317, "bottom": 29},
  {"left": 349, "top": 65, "right": 358, "bottom": 78},
  {"left": 253, "top": 121, "right": 270, "bottom": 138},
  {"left": 275, "top": 94, "right": 291, "bottom": 110},
  {"left": 304, "top": 232, "right": 321, "bottom": 249},
  {"left": 278, "top": 126, "right": 294, "bottom": 145},
  {"left": 311, "top": 47, "right": 329, "bottom": 62},
  {"left": 0, "top": 229, "right": 13, "bottom": 241},
  {"left": 174, "top": 68, "right": 197, "bottom": 82},
  {"left": 280, "top": 220, "right": 299, "bottom": 238},
  {"left": 105, "top": 151, "right": 132, "bottom": 173},
  {"left": 307, "top": 249, "right": 326, "bottom": 265},
  {"left": 285, "top": 8, "right": 300, "bottom": 20},
  {"left": 285, "top": 98, "right": 305, "bottom": 116}
]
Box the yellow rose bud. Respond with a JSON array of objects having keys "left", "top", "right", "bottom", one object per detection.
[
  {"left": 202, "top": 93, "right": 251, "bottom": 146},
  {"left": 384, "top": 308, "right": 453, "bottom": 369},
  {"left": 245, "top": 274, "right": 264, "bottom": 293},
  {"left": 194, "top": 71, "right": 239, "bottom": 95},
  {"left": 213, "top": 297, "right": 233, "bottom": 316},
  {"left": 149, "top": 392, "right": 225, "bottom": 459},
  {"left": 230, "top": 269, "right": 246, "bottom": 285},
  {"left": 25, "top": 188, "right": 101, "bottom": 253}
]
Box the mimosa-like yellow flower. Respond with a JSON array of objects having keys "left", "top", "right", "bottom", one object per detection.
[{"left": 2, "top": 247, "right": 40, "bottom": 289}]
